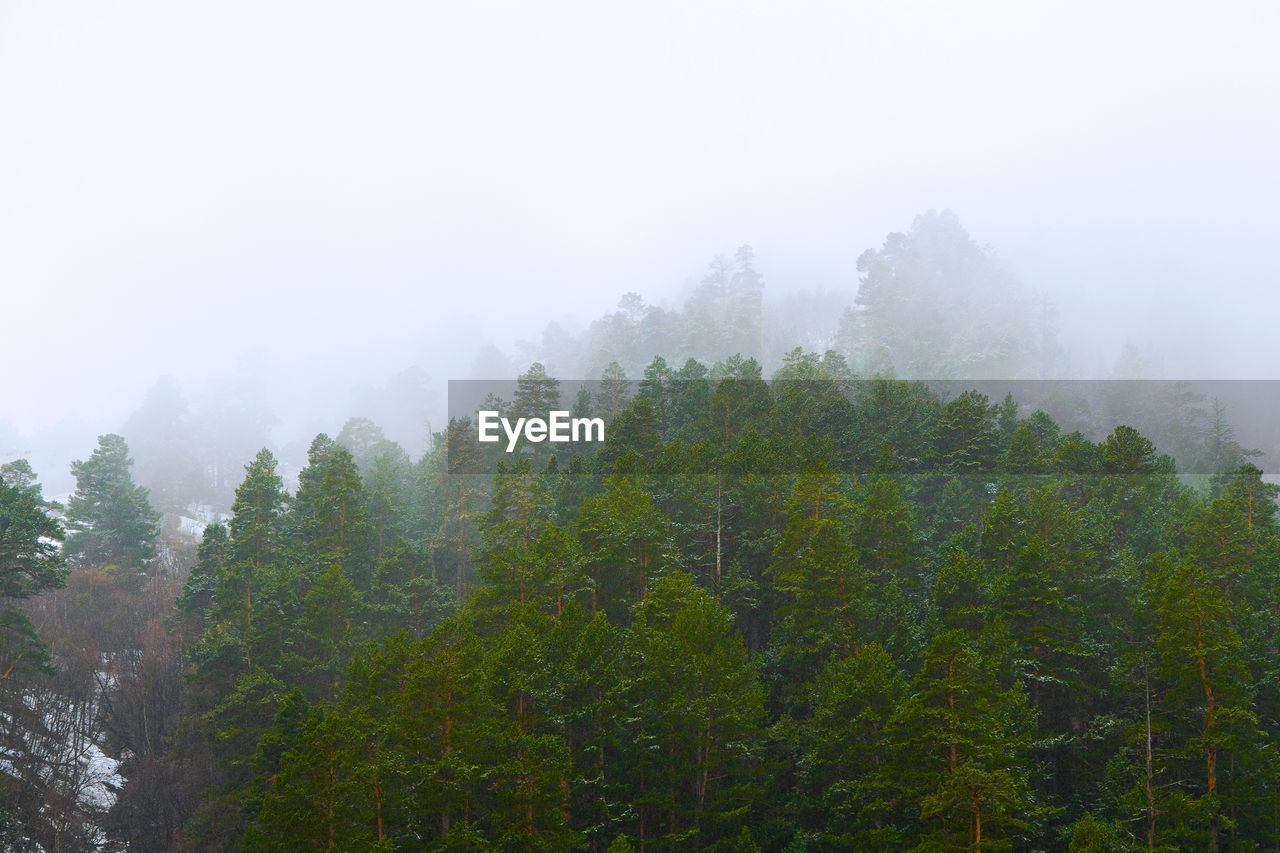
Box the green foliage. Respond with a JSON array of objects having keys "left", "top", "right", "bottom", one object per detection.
[
  {"left": 612, "top": 572, "right": 764, "bottom": 848},
  {"left": 177, "top": 520, "right": 227, "bottom": 617},
  {"left": 886, "top": 628, "right": 1042, "bottom": 850},
  {"left": 64, "top": 433, "right": 160, "bottom": 571},
  {"left": 0, "top": 467, "right": 66, "bottom": 683},
  {"left": 1067, "top": 813, "right": 1129, "bottom": 852},
  {"left": 0, "top": 477, "right": 66, "bottom": 601},
  {"left": 801, "top": 643, "right": 907, "bottom": 848},
  {"left": 171, "top": 369, "right": 1280, "bottom": 851}
]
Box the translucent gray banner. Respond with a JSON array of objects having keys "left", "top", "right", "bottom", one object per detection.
[{"left": 447, "top": 379, "right": 1280, "bottom": 476}]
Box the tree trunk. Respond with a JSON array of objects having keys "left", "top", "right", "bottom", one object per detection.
[
  {"left": 1145, "top": 661, "right": 1156, "bottom": 851},
  {"left": 973, "top": 794, "right": 982, "bottom": 853},
  {"left": 1196, "top": 626, "right": 1219, "bottom": 853}
]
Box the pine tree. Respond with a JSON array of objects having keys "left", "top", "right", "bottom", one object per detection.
[
  {"left": 770, "top": 465, "right": 863, "bottom": 697},
  {"left": 1145, "top": 550, "right": 1263, "bottom": 851},
  {"left": 477, "top": 458, "right": 549, "bottom": 610},
  {"left": 0, "top": 472, "right": 66, "bottom": 681},
  {"left": 613, "top": 572, "right": 764, "bottom": 849},
  {"left": 801, "top": 643, "right": 908, "bottom": 849},
  {"left": 393, "top": 618, "right": 496, "bottom": 846},
  {"left": 177, "top": 521, "right": 228, "bottom": 619},
  {"left": 247, "top": 702, "right": 392, "bottom": 851},
  {"left": 848, "top": 210, "right": 1034, "bottom": 377},
  {"left": 0, "top": 459, "right": 42, "bottom": 497},
  {"left": 64, "top": 433, "right": 160, "bottom": 571},
  {"left": 578, "top": 474, "right": 672, "bottom": 622},
  {"left": 598, "top": 362, "right": 631, "bottom": 422},
  {"left": 482, "top": 616, "right": 579, "bottom": 851},
  {"left": 210, "top": 449, "right": 289, "bottom": 670},
  {"left": 296, "top": 563, "right": 359, "bottom": 700},
  {"left": 514, "top": 362, "right": 562, "bottom": 421},
  {"left": 543, "top": 606, "right": 620, "bottom": 850},
  {"left": 291, "top": 434, "right": 373, "bottom": 586},
  {"left": 885, "top": 628, "right": 1041, "bottom": 851},
  {"left": 853, "top": 475, "right": 917, "bottom": 590},
  {"left": 432, "top": 418, "right": 484, "bottom": 601},
  {"left": 229, "top": 449, "right": 288, "bottom": 567}
]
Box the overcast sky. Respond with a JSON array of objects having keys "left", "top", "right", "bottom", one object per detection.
[{"left": 3, "top": 0, "right": 1279, "bottom": 435}]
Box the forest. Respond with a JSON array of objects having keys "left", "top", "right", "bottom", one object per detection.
[
  {"left": 5, "top": 0, "right": 1277, "bottom": 846},
  {"left": 4, "top": 364, "right": 1280, "bottom": 850},
  {"left": 2, "top": 215, "right": 1278, "bottom": 852}
]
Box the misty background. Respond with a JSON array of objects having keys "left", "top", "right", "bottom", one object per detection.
[{"left": 3, "top": 1, "right": 1278, "bottom": 498}]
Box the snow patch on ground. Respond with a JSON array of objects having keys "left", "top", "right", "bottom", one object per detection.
[
  {"left": 176, "top": 514, "right": 207, "bottom": 539},
  {"left": 77, "top": 740, "right": 122, "bottom": 813},
  {"left": 168, "top": 504, "right": 230, "bottom": 543},
  {"left": 0, "top": 677, "right": 127, "bottom": 850}
]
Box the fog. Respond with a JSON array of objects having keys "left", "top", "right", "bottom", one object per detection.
[{"left": 3, "top": 1, "right": 1278, "bottom": 495}]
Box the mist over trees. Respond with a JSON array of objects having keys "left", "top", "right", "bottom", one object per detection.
[
  {"left": 76, "top": 211, "right": 1251, "bottom": 533},
  {"left": 3, "top": 0, "right": 1275, "bottom": 846},
  {"left": 2, "top": 211, "right": 1278, "bottom": 850},
  {"left": 56, "top": 211, "right": 1075, "bottom": 522},
  {"left": 836, "top": 209, "right": 1053, "bottom": 378}
]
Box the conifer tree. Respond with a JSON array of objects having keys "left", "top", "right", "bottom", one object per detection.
[
  {"left": 770, "top": 465, "right": 863, "bottom": 698},
  {"left": 292, "top": 434, "right": 373, "bottom": 586},
  {"left": 0, "top": 472, "right": 66, "bottom": 682},
  {"left": 514, "top": 362, "right": 562, "bottom": 420},
  {"left": 578, "top": 474, "right": 672, "bottom": 622},
  {"left": 1146, "top": 551, "right": 1264, "bottom": 851},
  {"left": 432, "top": 418, "right": 484, "bottom": 601},
  {"left": 801, "top": 642, "right": 908, "bottom": 849},
  {"left": 229, "top": 449, "right": 288, "bottom": 566},
  {"left": 209, "top": 449, "right": 289, "bottom": 670},
  {"left": 613, "top": 572, "right": 763, "bottom": 849},
  {"left": 885, "top": 628, "right": 1040, "bottom": 851},
  {"left": 177, "top": 520, "right": 228, "bottom": 619},
  {"left": 64, "top": 433, "right": 160, "bottom": 570}
]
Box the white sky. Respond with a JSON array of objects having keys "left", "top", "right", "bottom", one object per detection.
[{"left": 3, "top": 0, "right": 1279, "bottom": 432}]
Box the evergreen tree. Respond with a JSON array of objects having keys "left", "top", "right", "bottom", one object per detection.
[
  {"left": 209, "top": 449, "right": 289, "bottom": 671},
  {"left": 1145, "top": 551, "right": 1264, "bottom": 851},
  {"left": 598, "top": 361, "right": 631, "bottom": 422},
  {"left": 64, "top": 433, "right": 160, "bottom": 571},
  {"left": 158, "top": 340, "right": 1280, "bottom": 850},
  {"left": 769, "top": 464, "right": 863, "bottom": 706},
  {"left": 0, "top": 472, "right": 66, "bottom": 682},
  {"left": 177, "top": 520, "right": 228, "bottom": 619},
  {"left": 801, "top": 643, "right": 908, "bottom": 849},
  {"left": 613, "top": 572, "right": 764, "bottom": 849},
  {"left": 291, "top": 434, "right": 373, "bottom": 587},
  {"left": 844, "top": 210, "right": 1034, "bottom": 377},
  {"left": 514, "top": 362, "right": 562, "bottom": 421},
  {"left": 0, "top": 459, "right": 42, "bottom": 497},
  {"left": 885, "top": 628, "right": 1041, "bottom": 851},
  {"left": 578, "top": 473, "right": 672, "bottom": 622},
  {"left": 432, "top": 418, "right": 484, "bottom": 601}
]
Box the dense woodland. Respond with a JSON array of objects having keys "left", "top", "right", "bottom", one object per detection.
[{"left": 2, "top": 214, "right": 1279, "bottom": 851}]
